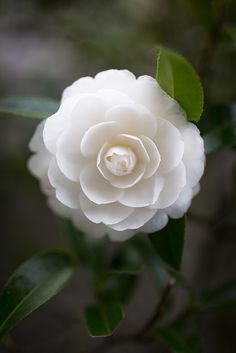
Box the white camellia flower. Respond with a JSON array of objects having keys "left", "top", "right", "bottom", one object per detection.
[{"left": 28, "top": 69, "right": 205, "bottom": 241}]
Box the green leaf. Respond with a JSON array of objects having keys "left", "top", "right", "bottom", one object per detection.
[
  {"left": 156, "top": 47, "right": 204, "bottom": 122},
  {"left": 149, "top": 216, "right": 186, "bottom": 271},
  {"left": 0, "top": 97, "right": 59, "bottom": 119},
  {"left": 129, "top": 237, "right": 170, "bottom": 291},
  {"left": 129, "top": 236, "right": 191, "bottom": 291},
  {"left": 158, "top": 326, "right": 192, "bottom": 353},
  {"left": 0, "top": 251, "right": 75, "bottom": 339},
  {"left": 199, "top": 280, "right": 236, "bottom": 312},
  {"left": 84, "top": 300, "right": 124, "bottom": 337}
]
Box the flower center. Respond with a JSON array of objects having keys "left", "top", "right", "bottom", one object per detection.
[{"left": 104, "top": 146, "right": 137, "bottom": 176}]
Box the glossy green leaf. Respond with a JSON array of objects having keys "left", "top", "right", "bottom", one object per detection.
[
  {"left": 156, "top": 47, "right": 203, "bottom": 122},
  {"left": 85, "top": 300, "right": 124, "bottom": 337},
  {"left": 0, "top": 252, "right": 75, "bottom": 339},
  {"left": 124, "top": 234, "right": 190, "bottom": 292},
  {"left": 199, "top": 280, "right": 236, "bottom": 312},
  {"left": 129, "top": 237, "right": 169, "bottom": 291},
  {"left": 149, "top": 216, "right": 186, "bottom": 271},
  {"left": 158, "top": 326, "right": 192, "bottom": 353},
  {"left": 0, "top": 97, "right": 59, "bottom": 119}
]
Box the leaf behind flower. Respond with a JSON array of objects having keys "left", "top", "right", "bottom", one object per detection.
[
  {"left": 156, "top": 47, "right": 204, "bottom": 122},
  {"left": 0, "top": 97, "right": 59, "bottom": 119}
]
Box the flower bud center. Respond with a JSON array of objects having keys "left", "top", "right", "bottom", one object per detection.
[{"left": 104, "top": 146, "right": 137, "bottom": 176}]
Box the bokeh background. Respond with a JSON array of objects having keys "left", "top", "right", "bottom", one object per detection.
[{"left": 0, "top": 0, "right": 236, "bottom": 352}]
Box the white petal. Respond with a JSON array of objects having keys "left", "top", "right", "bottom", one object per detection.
[
  {"left": 48, "top": 158, "right": 80, "bottom": 209},
  {"left": 192, "top": 183, "right": 200, "bottom": 197},
  {"left": 62, "top": 77, "right": 96, "bottom": 101},
  {"left": 70, "top": 94, "right": 107, "bottom": 134},
  {"left": 43, "top": 95, "right": 82, "bottom": 154},
  {"left": 72, "top": 209, "right": 107, "bottom": 238},
  {"left": 80, "top": 121, "right": 120, "bottom": 157},
  {"left": 95, "top": 69, "right": 136, "bottom": 90},
  {"left": 29, "top": 120, "right": 46, "bottom": 153},
  {"left": 140, "top": 136, "right": 161, "bottom": 178},
  {"left": 152, "top": 162, "right": 186, "bottom": 209},
  {"left": 182, "top": 123, "right": 205, "bottom": 187},
  {"left": 114, "top": 134, "right": 150, "bottom": 163},
  {"left": 80, "top": 163, "right": 124, "bottom": 204},
  {"left": 56, "top": 128, "right": 86, "bottom": 182},
  {"left": 120, "top": 175, "right": 164, "bottom": 207},
  {"left": 109, "top": 207, "right": 157, "bottom": 231},
  {"left": 167, "top": 183, "right": 201, "bottom": 219},
  {"left": 107, "top": 229, "right": 136, "bottom": 242},
  {"left": 96, "top": 88, "right": 133, "bottom": 109},
  {"left": 48, "top": 195, "right": 72, "bottom": 218},
  {"left": 98, "top": 161, "right": 146, "bottom": 189},
  {"left": 140, "top": 211, "right": 168, "bottom": 233},
  {"left": 80, "top": 193, "right": 134, "bottom": 225},
  {"left": 129, "top": 75, "right": 186, "bottom": 129},
  {"left": 39, "top": 176, "right": 55, "bottom": 196},
  {"left": 154, "top": 118, "right": 184, "bottom": 173},
  {"left": 43, "top": 113, "right": 69, "bottom": 154},
  {"left": 27, "top": 152, "right": 51, "bottom": 179},
  {"left": 105, "top": 104, "right": 157, "bottom": 138},
  {"left": 166, "top": 186, "right": 192, "bottom": 219}
]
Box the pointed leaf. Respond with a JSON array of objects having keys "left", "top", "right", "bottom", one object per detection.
[
  {"left": 129, "top": 237, "right": 170, "bottom": 291},
  {"left": 85, "top": 300, "right": 124, "bottom": 337},
  {"left": 0, "top": 97, "right": 59, "bottom": 119},
  {"left": 149, "top": 216, "right": 186, "bottom": 270},
  {"left": 156, "top": 47, "right": 203, "bottom": 122},
  {"left": 0, "top": 252, "right": 75, "bottom": 339}
]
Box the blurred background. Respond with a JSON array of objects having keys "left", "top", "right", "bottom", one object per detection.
[{"left": 0, "top": 0, "right": 236, "bottom": 352}]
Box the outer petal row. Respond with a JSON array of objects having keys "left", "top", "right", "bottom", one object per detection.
[
  {"left": 48, "top": 158, "right": 80, "bottom": 209},
  {"left": 109, "top": 207, "right": 157, "bottom": 231},
  {"left": 151, "top": 162, "right": 186, "bottom": 209}
]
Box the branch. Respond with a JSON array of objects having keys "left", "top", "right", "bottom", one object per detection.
[{"left": 134, "top": 277, "right": 176, "bottom": 338}]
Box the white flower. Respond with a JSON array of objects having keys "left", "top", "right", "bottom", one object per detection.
[{"left": 28, "top": 69, "right": 205, "bottom": 241}]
